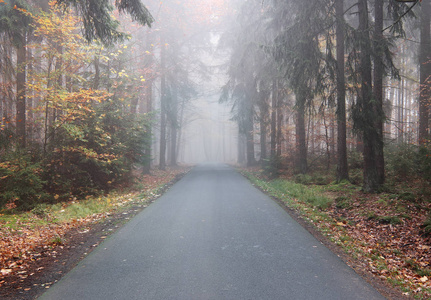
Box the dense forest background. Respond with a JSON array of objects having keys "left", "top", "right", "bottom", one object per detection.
[{"left": 0, "top": 0, "right": 430, "bottom": 211}]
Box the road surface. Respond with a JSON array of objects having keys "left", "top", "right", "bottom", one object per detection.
[{"left": 41, "top": 163, "right": 384, "bottom": 300}]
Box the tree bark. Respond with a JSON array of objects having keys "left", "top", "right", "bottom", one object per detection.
[
  {"left": 373, "top": 0, "right": 385, "bottom": 184},
  {"left": 159, "top": 41, "right": 167, "bottom": 170},
  {"left": 335, "top": 0, "right": 349, "bottom": 182},
  {"left": 358, "top": 0, "right": 379, "bottom": 192},
  {"left": 259, "top": 89, "right": 268, "bottom": 161},
  {"left": 419, "top": 0, "right": 431, "bottom": 145},
  {"left": 170, "top": 79, "right": 178, "bottom": 166},
  {"left": 245, "top": 113, "right": 256, "bottom": 166},
  {"left": 16, "top": 34, "right": 26, "bottom": 147},
  {"left": 296, "top": 93, "right": 307, "bottom": 174},
  {"left": 270, "top": 79, "right": 277, "bottom": 159}
]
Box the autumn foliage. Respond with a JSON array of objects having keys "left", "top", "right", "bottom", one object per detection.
[{"left": 0, "top": 2, "right": 151, "bottom": 210}]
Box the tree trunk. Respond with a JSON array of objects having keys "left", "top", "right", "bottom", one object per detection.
[
  {"left": 398, "top": 77, "right": 404, "bottom": 144},
  {"left": 170, "top": 80, "right": 178, "bottom": 166},
  {"left": 335, "top": 0, "right": 348, "bottom": 182},
  {"left": 270, "top": 79, "right": 277, "bottom": 159},
  {"left": 419, "top": 0, "right": 431, "bottom": 145},
  {"left": 27, "top": 47, "right": 33, "bottom": 142},
  {"left": 159, "top": 42, "right": 167, "bottom": 170},
  {"left": 238, "top": 130, "right": 246, "bottom": 165},
  {"left": 16, "top": 34, "right": 26, "bottom": 147},
  {"left": 93, "top": 55, "right": 100, "bottom": 90},
  {"left": 142, "top": 31, "right": 154, "bottom": 174},
  {"left": 373, "top": 0, "right": 385, "bottom": 184},
  {"left": 276, "top": 96, "right": 283, "bottom": 157},
  {"left": 142, "top": 77, "right": 153, "bottom": 174},
  {"left": 259, "top": 90, "right": 268, "bottom": 161},
  {"left": 296, "top": 93, "right": 307, "bottom": 174},
  {"left": 245, "top": 115, "right": 256, "bottom": 166},
  {"left": 358, "top": 0, "right": 379, "bottom": 193}
]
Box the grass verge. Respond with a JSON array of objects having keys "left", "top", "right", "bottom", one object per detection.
[
  {"left": 0, "top": 167, "right": 189, "bottom": 284},
  {"left": 241, "top": 168, "right": 431, "bottom": 300}
]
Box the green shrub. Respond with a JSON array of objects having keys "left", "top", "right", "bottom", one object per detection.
[
  {"left": 349, "top": 169, "right": 363, "bottom": 185},
  {"left": 0, "top": 153, "right": 49, "bottom": 210},
  {"left": 293, "top": 174, "right": 313, "bottom": 185},
  {"left": 423, "top": 215, "right": 431, "bottom": 235},
  {"left": 418, "top": 146, "right": 431, "bottom": 181},
  {"left": 385, "top": 143, "right": 417, "bottom": 179},
  {"left": 263, "top": 156, "right": 282, "bottom": 179},
  {"left": 335, "top": 196, "right": 351, "bottom": 209},
  {"left": 348, "top": 150, "right": 363, "bottom": 170}
]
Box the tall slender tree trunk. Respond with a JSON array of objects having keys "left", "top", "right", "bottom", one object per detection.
[
  {"left": 398, "top": 78, "right": 405, "bottom": 143},
  {"left": 419, "top": 0, "right": 431, "bottom": 145},
  {"left": 142, "top": 31, "right": 154, "bottom": 174},
  {"left": 335, "top": 0, "right": 348, "bottom": 182},
  {"left": 259, "top": 90, "right": 268, "bottom": 161},
  {"left": 276, "top": 95, "right": 283, "bottom": 157},
  {"left": 142, "top": 77, "right": 153, "bottom": 174},
  {"left": 170, "top": 80, "right": 178, "bottom": 166},
  {"left": 358, "top": 0, "right": 379, "bottom": 193},
  {"left": 296, "top": 93, "right": 307, "bottom": 174},
  {"left": 27, "top": 47, "right": 33, "bottom": 142},
  {"left": 270, "top": 79, "right": 277, "bottom": 159},
  {"left": 159, "top": 41, "right": 167, "bottom": 170},
  {"left": 245, "top": 114, "right": 256, "bottom": 166},
  {"left": 373, "top": 0, "right": 385, "bottom": 184},
  {"left": 16, "top": 34, "right": 26, "bottom": 147},
  {"left": 238, "top": 130, "right": 246, "bottom": 165},
  {"left": 93, "top": 55, "right": 100, "bottom": 90}
]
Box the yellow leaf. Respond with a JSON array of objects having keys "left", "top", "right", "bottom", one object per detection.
[
  {"left": 141, "top": 79, "right": 146, "bottom": 82},
  {"left": 336, "top": 222, "right": 347, "bottom": 227}
]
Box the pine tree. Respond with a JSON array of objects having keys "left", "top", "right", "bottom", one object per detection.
[
  {"left": 419, "top": 0, "right": 431, "bottom": 145},
  {"left": 0, "top": 0, "right": 33, "bottom": 147},
  {"left": 55, "top": 0, "right": 153, "bottom": 45},
  {"left": 335, "top": 0, "right": 348, "bottom": 182}
]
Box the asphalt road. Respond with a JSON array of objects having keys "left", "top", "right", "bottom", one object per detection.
[{"left": 40, "top": 163, "right": 384, "bottom": 300}]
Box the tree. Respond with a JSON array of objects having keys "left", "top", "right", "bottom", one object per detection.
[
  {"left": 354, "top": 0, "right": 380, "bottom": 192},
  {"left": 271, "top": 1, "right": 328, "bottom": 174},
  {"left": 419, "top": 0, "right": 431, "bottom": 145},
  {"left": 0, "top": 0, "right": 33, "bottom": 147},
  {"left": 373, "top": 0, "right": 385, "bottom": 185},
  {"left": 335, "top": 0, "right": 348, "bottom": 182},
  {"left": 55, "top": 0, "right": 153, "bottom": 45}
]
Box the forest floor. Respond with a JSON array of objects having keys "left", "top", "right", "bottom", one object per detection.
[
  {"left": 241, "top": 166, "right": 431, "bottom": 300},
  {"left": 0, "top": 166, "right": 190, "bottom": 300}
]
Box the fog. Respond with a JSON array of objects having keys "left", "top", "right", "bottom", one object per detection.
[{"left": 143, "top": 0, "right": 239, "bottom": 166}]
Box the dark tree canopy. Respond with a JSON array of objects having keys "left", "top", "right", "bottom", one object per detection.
[{"left": 56, "top": 0, "right": 154, "bottom": 45}]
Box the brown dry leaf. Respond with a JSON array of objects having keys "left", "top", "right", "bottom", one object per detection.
[{"left": 0, "top": 269, "right": 12, "bottom": 275}]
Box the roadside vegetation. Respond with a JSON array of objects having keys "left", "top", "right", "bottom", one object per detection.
[
  {"left": 0, "top": 167, "right": 188, "bottom": 290},
  {"left": 242, "top": 145, "right": 431, "bottom": 299}
]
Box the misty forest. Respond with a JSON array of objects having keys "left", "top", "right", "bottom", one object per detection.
[{"left": 1, "top": 0, "right": 431, "bottom": 298}]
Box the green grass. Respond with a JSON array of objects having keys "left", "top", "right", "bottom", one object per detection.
[
  {"left": 0, "top": 181, "right": 171, "bottom": 233},
  {"left": 247, "top": 173, "right": 333, "bottom": 210}
]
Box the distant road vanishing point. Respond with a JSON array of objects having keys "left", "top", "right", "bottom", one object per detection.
[{"left": 41, "top": 163, "right": 385, "bottom": 300}]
